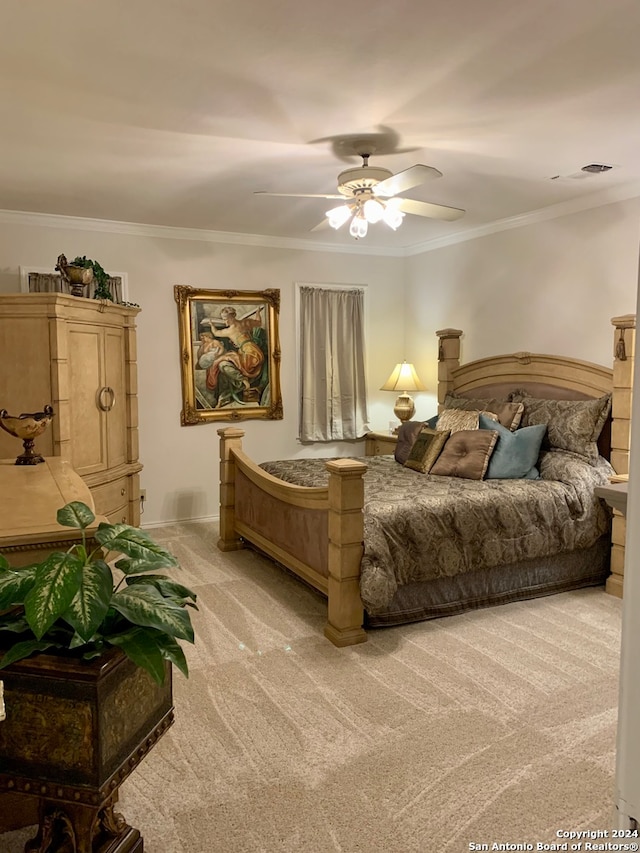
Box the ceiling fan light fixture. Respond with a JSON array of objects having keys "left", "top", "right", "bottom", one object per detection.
[
  {"left": 349, "top": 212, "right": 368, "bottom": 239},
  {"left": 382, "top": 205, "right": 404, "bottom": 230},
  {"left": 326, "top": 204, "right": 353, "bottom": 229},
  {"left": 363, "top": 198, "right": 385, "bottom": 223},
  {"left": 259, "top": 151, "right": 465, "bottom": 236}
]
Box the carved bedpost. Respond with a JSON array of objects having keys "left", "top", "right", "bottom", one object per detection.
[
  {"left": 217, "top": 427, "right": 245, "bottom": 552},
  {"left": 611, "top": 314, "right": 636, "bottom": 476},
  {"left": 607, "top": 315, "right": 636, "bottom": 598},
  {"left": 323, "top": 459, "right": 368, "bottom": 647},
  {"left": 436, "top": 328, "right": 463, "bottom": 410}
]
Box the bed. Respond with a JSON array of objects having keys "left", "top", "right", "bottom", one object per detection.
[{"left": 217, "top": 315, "right": 636, "bottom": 646}]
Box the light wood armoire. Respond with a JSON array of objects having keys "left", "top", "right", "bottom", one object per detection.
[{"left": 0, "top": 293, "right": 142, "bottom": 525}]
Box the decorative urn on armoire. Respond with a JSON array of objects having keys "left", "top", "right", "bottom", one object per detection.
[
  {"left": 0, "top": 405, "right": 54, "bottom": 465},
  {"left": 55, "top": 253, "right": 95, "bottom": 297}
]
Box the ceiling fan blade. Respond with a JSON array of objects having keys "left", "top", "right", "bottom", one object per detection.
[
  {"left": 310, "top": 218, "right": 332, "bottom": 232},
  {"left": 395, "top": 197, "right": 465, "bottom": 221},
  {"left": 374, "top": 164, "right": 442, "bottom": 198},
  {"left": 254, "top": 192, "right": 344, "bottom": 199}
]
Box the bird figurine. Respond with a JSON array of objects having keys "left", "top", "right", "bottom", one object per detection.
[{"left": 0, "top": 405, "right": 55, "bottom": 464}]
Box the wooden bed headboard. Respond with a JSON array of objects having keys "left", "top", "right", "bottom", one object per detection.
[{"left": 436, "top": 314, "right": 636, "bottom": 474}]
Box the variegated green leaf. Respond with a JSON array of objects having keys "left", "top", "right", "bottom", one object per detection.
[
  {"left": 108, "top": 628, "right": 168, "bottom": 684},
  {"left": 153, "top": 632, "right": 189, "bottom": 678},
  {"left": 0, "top": 638, "right": 54, "bottom": 669},
  {"left": 0, "top": 565, "right": 38, "bottom": 609},
  {"left": 125, "top": 574, "right": 197, "bottom": 606},
  {"left": 62, "top": 560, "right": 114, "bottom": 642},
  {"left": 69, "top": 631, "right": 89, "bottom": 648},
  {"left": 0, "top": 554, "right": 9, "bottom": 570},
  {"left": 111, "top": 585, "right": 194, "bottom": 642},
  {"left": 96, "top": 524, "right": 179, "bottom": 567},
  {"left": 24, "top": 552, "right": 84, "bottom": 640},
  {"left": 57, "top": 501, "right": 95, "bottom": 530},
  {"left": 114, "top": 557, "right": 181, "bottom": 576}
]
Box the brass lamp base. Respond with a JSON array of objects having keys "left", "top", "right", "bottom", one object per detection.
[{"left": 393, "top": 393, "right": 416, "bottom": 426}]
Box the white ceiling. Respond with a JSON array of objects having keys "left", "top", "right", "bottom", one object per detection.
[{"left": 2, "top": 0, "right": 640, "bottom": 251}]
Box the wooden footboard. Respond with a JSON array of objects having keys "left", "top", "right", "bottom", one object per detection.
[{"left": 218, "top": 428, "right": 368, "bottom": 646}]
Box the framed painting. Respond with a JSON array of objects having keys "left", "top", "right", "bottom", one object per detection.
[{"left": 174, "top": 286, "right": 283, "bottom": 424}]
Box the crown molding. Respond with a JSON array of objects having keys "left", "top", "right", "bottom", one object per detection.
[
  {"left": 404, "top": 180, "right": 640, "bottom": 256},
  {"left": 1, "top": 179, "right": 639, "bottom": 259},
  {"left": 0, "top": 209, "right": 403, "bottom": 257}
]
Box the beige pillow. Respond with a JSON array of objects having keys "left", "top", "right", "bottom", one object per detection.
[
  {"left": 436, "top": 409, "right": 479, "bottom": 433},
  {"left": 444, "top": 393, "right": 524, "bottom": 430},
  {"left": 510, "top": 391, "right": 611, "bottom": 463},
  {"left": 430, "top": 429, "right": 499, "bottom": 479},
  {"left": 404, "top": 427, "right": 451, "bottom": 474}
]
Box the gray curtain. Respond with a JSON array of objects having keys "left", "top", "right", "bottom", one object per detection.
[
  {"left": 299, "top": 286, "right": 369, "bottom": 441},
  {"left": 28, "top": 273, "right": 124, "bottom": 303}
]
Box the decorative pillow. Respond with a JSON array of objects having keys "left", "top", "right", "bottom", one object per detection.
[
  {"left": 425, "top": 414, "right": 439, "bottom": 429},
  {"left": 394, "top": 420, "right": 426, "bottom": 464},
  {"left": 444, "top": 393, "right": 524, "bottom": 430},
  {"left": 430, "top": 429, "right": 499, "bottom": 480},
  {"left": 404, "top": 427, "right": 451, "bottom": 473},
  {"left": 509, "top": 392, "right": 611, "bottom": 463},
  {"left": 479, "top": 413, "right": 546, "bottom": 479},
  {"left": 436, "top": 408, "right": 479, "bottom": 433}
]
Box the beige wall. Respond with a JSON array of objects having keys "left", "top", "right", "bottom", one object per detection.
[
  {"left": 404, "top": 197, "right": 640, "bottom": 414},
  {"left": 0, "top": 197, "right": 638, "bottom": 524},
  {"left": 0, "top": 219, "right": 402, "bottom": 524}
]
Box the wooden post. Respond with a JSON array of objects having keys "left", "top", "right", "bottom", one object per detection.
[
  {"left": 323, "top": 458, "right": 368, "bottom": 647},
  {"left": 217, "top": 427, "right": 245, "bottom": 552},
  {"left": 436, "top": 328, "right": 463, "bottom": 408},
  {"left": 611, "top": 314, "right": 636, "bottom": 476},
  {"left": 124, "top": 312, "right": 141, "bottom": 526},
  {"left": 607, "top": 314, "right": 636, "bottom": 598}
]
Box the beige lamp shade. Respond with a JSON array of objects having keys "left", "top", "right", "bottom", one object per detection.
[{"left": 380, "top": 362, "right": 426, "bottom": 426}]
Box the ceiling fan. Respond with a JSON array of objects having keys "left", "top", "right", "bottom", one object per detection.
[{"left": 255, "top": 149, "right": 465, "bottom": 238}]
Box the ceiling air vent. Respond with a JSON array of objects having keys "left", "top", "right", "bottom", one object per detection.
[{"left": 581, "top": 164, "right": 613, "bottom": 173}]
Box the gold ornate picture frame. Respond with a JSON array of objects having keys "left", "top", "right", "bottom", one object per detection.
[{"left": 174, "top": 286, "right": 283, "bottom": 424}]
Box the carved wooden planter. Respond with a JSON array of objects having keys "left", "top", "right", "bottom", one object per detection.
[{"left": 0, "top": 647, "right": 173, "bottom": 852}]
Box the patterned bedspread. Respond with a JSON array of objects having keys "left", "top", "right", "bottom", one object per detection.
[{"left": 260, "top": 452, "right": 614, "bottom": 614}]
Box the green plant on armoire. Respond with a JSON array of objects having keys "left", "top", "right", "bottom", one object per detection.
[{"left": 71, "top": 255, "right": 114, "bottom": 300}]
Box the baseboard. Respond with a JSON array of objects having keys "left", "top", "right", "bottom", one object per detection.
[{"left": 141, "top": 513, "right": 219, "bottom": 530}]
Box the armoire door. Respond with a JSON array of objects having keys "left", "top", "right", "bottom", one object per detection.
[
  {"left": 103, "top": 325, "right": 127, "bottom": 469},
  {"left": 67, "top": 322, "right": 109, "bottom": 476}
]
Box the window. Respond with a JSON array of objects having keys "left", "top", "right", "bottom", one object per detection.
[{"left": 298, "top": 285, "right": 369, "bottom": 441}]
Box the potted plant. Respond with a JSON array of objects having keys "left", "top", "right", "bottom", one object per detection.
[
  {"left": 71, "top": 255, "right": 114, "bottom": 300},
  {"left": 0, "top": 501, "right": 197, "bottom": 850}
]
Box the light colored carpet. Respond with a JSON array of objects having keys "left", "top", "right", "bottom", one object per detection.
[{"left": 4, "top": 521, "right": 622, "bottom": 852}]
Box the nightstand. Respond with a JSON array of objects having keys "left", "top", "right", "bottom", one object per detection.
[
  {"left": 597, "top": 473, "right": 628, "bottom": 599},
  {"left": 365, "top": 431, "right": 398, "bottom": 457}
]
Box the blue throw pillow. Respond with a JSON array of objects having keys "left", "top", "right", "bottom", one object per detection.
[
  {"left": 479, "top": 413, "right": 546, "bottom": 479},
  {"left": 425, "top": 414, "right": 439, "bottom": 429}
]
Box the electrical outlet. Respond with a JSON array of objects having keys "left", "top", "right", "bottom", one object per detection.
[{"left": 140, "top": 489, "right": 147, "bottom": 501}]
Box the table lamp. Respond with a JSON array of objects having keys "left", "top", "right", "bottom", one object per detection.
[{"left": 380, "top": 362, "right": 426, "bottom": 428}]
